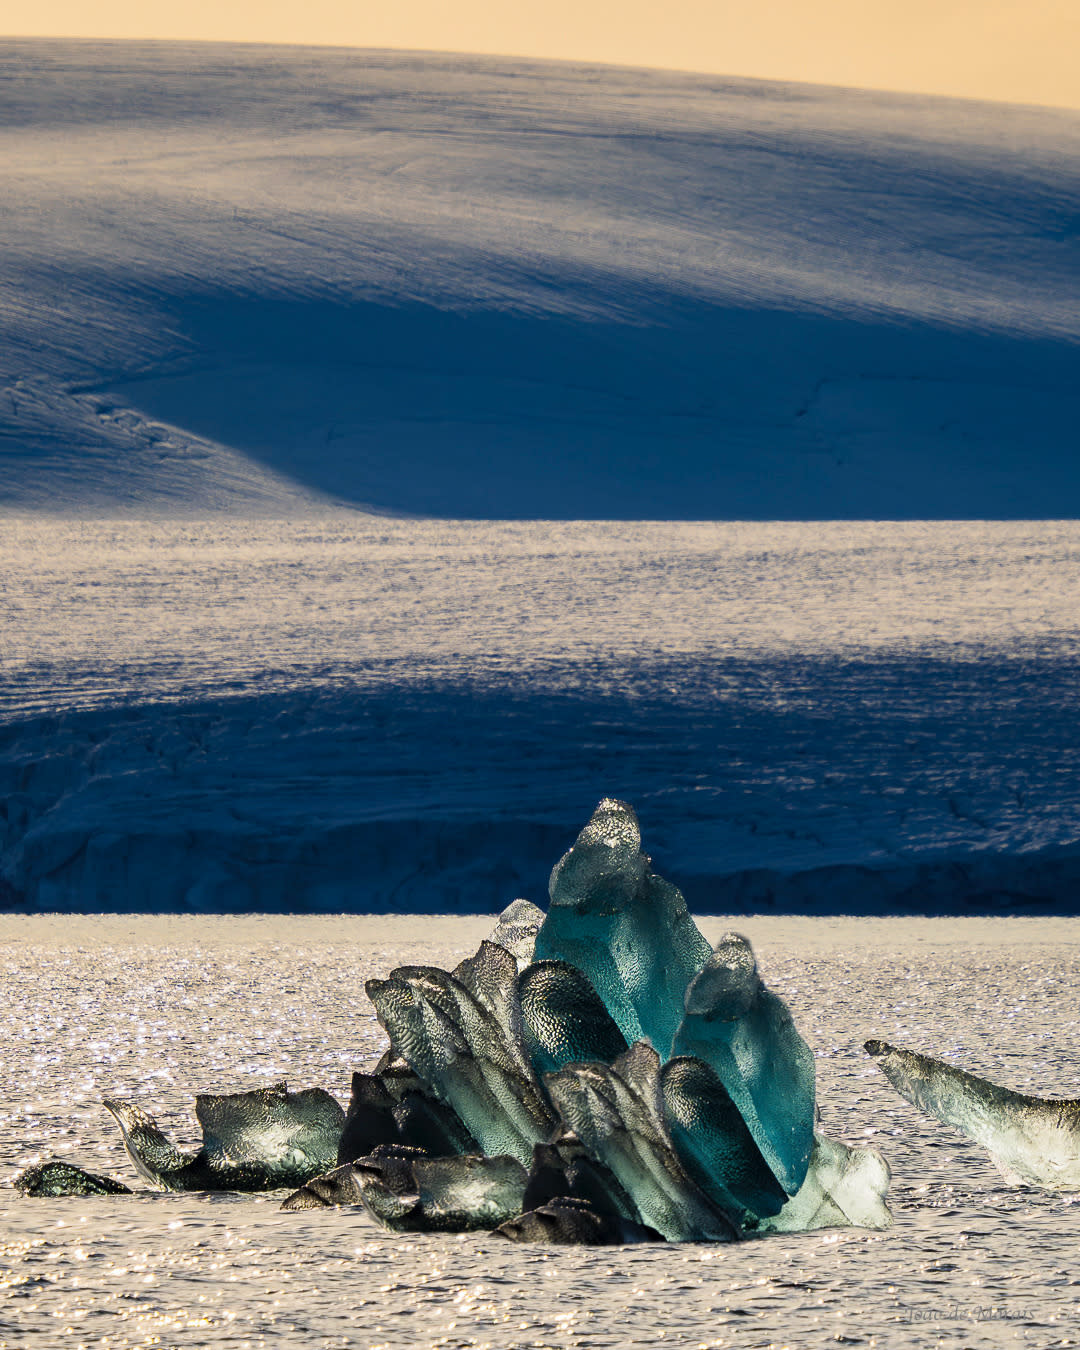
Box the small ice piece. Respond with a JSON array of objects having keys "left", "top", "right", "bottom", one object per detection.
[
  {"left": 660, "top": 1056, "right": 787, "bottom": 1220},
  {"left": 495, "top": 1196, "right": 664, "bottom": 1245},
  {"left": 671, "top": 934, "right": 816, "bottom": 1194},
  {"left": 412, "top": 1153, "right": 528, "bottom": 1230},
  {"left": 103, "top": 1082, "right": 345, "bottom": 1192},
  {"left": 349, "top": 1145, "right": 528, "bottom": 1231},
  {"left": 865, "top": 1038, "right": 1080, "bottom": 1189},
  {"left": 534, "top": 799, "right": 712, "bottom": 1055},
  {"left": 366, "top": 965, "right": 557, "bottom": 1165},
  {"left": 516, "top": 960, "right": 629, "bottom": 1077},
  {"left": 544, "top": 1042, "right": 740, "bottom": 1242},
  {"left": 752, "top": 1133, "right": 892, "bottom": 1232},
  {"left": 14, "top": 1160, "right": 132, "bottom": 1197},
  {"left": 484, "top": 898, "right": 546, "bottom": 969},
  {"left": 281, "top": 1163, "right": 367, "bottom": 1210}
]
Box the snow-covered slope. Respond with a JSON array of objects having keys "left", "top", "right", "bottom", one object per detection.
[{"left": 2, "top": 39, "right": 1078, "bottom": 517}]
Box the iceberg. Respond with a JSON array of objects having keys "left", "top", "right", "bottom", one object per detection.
[
  {"left": 533, "top": 799, "right": 712, "bottom": 1056},
  {"left": 671, "top": 933, "right": 816, "bottom": 1195},
  {"left": 103, "top": 1082, "right": 344, "bottom": 1192},
  {"left": 866, "top": 1038, "right": 1080, "bottom": 1189},
  {"left": 58, "top": 800, "right": 889, "bottom": 1244}
]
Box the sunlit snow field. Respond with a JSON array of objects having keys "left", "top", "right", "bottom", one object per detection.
[{"left": 3, "top": 915, "right": 1080, "bottom": 1349}]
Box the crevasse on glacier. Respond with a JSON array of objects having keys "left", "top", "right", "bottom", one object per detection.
[{"left": 20, "top": 799, "right": 892, "bottom": 1241}]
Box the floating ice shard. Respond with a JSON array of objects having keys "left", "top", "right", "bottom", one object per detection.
[
  {"left": 345, "top": 1144, "right": 528, "bottom": 1231},
  {"left": 544, "top": 1041, "right": 740, "bottom": 1242},
  {"left": 281, "top": 1163, "right": 367, "bottom": 1210},
  {"left": 866, "top": 1038, "right": 1080, "bottom": 1189},
  {"left": 366, "top": 965, "right": 557, "bottom": 1165},
  {"left": 753, "top": 1133, "right": 892, "bottom": 1232},
  {"left": 495, "top": 1196, "right": 664, "bottom": 1245},
  {"left": 671, "top": 934, "right": 815, "bottom": 1194},
  {"left": 516, "top": 960, "right": 628, "bottom": 1077},
  {"left": 103, "top": 1082, "right": 345, "bottom": 1192},
  {"left": 13, "top": 1160, "right": 132, "bottom": 1197},
  {"left": 660, "top": 1056, "right": 787, "bottom": 1220},
  {"left": 534, "top": 799, "right": 712, "bottom": 1055}
]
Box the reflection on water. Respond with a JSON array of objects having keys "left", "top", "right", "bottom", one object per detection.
[{"left": 2, "top": 915, "right": 1080, "bottom": 1347}]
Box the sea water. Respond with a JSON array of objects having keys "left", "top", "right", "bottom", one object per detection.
[{"left": 3, "top": 914, "right": 1080, "bottom": 1349}]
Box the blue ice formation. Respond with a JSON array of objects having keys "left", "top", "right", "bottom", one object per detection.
[
  {"left": 671, "top": 933, "right": 816, "bottom": 1194},
  {"left": 349, "top": 800, "right": 891, "bottom": 1241},
  {"left": 533, "top": 799, "right": 713, "bottom": 1055},
  {"left": 866, "top": 1038, "right": 1080, "bottom": 1189},
  {"left": 80, "top": 800, "right": 889, "bottom": 1240}
]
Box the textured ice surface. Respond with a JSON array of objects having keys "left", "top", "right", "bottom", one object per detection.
[
  {"left": 866, "top": 1038, "right": 1080, "bottom": 1189},
  {"left": 534, "top": 800, "right": 712, "bottom": 1054},
  {"left": 660, "top": 1056, "right": 787, "bottom": 1221},
  {"left": 366, "top": 966, "right": 557, "bottom": 1165},
  {"left": 755, "top": 1134, "right": 892, "bottom": 1233},
  {"left": 484, "top": 900, "right": 545, "bottom": 970},
  {"left": 516, "top": 960, "right": 629, "bottom": 1077},
  {"left": 544, "top": 1042, "right": 740, "bottom": 1242},
  {"left": 673, "top": 934, "right": 816, "bottom": 1194},
  {"left": 13, "top": 1160, "right": 132, "bottom": 1197},
  {"left": 102, "top": 1083, "right": 344, "bottom": 1192}
]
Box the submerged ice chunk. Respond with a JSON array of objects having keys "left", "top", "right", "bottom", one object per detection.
[
  {"left": 103, "top": 1082, "right": 344, "bottom": 1192},
  {"left": 533, "top": 799, "right": 712, "bottom": 1055},
  {"left": 14, "top": 1160, "right": 132, "bottom": 1197},
  {"left": 516, "top": 959, "right": 628, "bottom": 1077},
  {"left": 495, "top": 1196, "right": 663, "bottom": 1245},
  {"left": 866, "top": 1038, "right": 1080, "bottom": 1189},
  {"left": 672, "top": 934, "right": 815, "bottom": 1194},
  {"left": 753, "top": 1133, "right": 892, "bottom": 1233},
  {"left": 544, "top": 1042, "right": 740, "bottom": 1242}
]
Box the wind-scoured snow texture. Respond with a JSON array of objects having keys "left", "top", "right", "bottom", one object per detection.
[{"left": 1, "top": 39, "right": 1079, "bottom": 518}]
